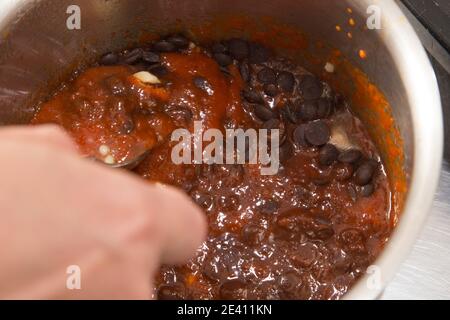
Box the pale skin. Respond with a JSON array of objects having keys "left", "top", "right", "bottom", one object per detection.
[{"left": 0, "top": 125, "right": 207, "bottom": 299}]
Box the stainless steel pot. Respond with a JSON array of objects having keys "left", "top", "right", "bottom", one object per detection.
[{"left": 0, "top": 0, "right": 443, "bottom": 299}]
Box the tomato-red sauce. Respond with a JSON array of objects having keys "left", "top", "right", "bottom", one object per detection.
[{"left": 32, "top": 36, "right": 392, "bottom": 300}]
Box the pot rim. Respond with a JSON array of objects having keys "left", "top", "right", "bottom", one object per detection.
[{"left": 344, "top": 0, "right": 443, "bottom": 300}]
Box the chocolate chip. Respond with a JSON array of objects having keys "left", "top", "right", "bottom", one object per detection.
[
  {"left": 257, "top": 67, "right": 277, "bottom": 84},
  {"left": 142, "top": 51, "right": 160, "bottom": 64},
  {"left": 104, "top": 76, "right": 126, "bottom": 95},
  {"left": 254, "top": 104, "right": 276, "bottom": 121},
  {"left": 274, "top": 210, "right": 302, "bottom": 240},
  {"left": 153, "top": 40, "right": 176, "bottom": 52},
  {"left": 202, "top": 256, "right": 222, "bottom": 282},
  {"left": 213, "top": 53, "right": 233, "bottom": 67},
  {"left": 338, "top": 149, "right": 362, "bottom": 164},
  {"left": 312, "top": 218, "right": 334, "bottom": 240},
  {"left": 304, "top": 120, "right": 330, "bottom": 146},
  {"left": 166, "top": 34, "right": 189, "bottom": 49},
  {"left": 241, "top": 224, "right": 265, "bottom": 246},
  {"left": 348, "top": 185, "right": 358, "bottom": 202},
  {"left": 276, "top": 209, "right": 332, "bottom": 241},
  {"left": 220, "top": 66, "right": 232, "bottom": 76},
  {"left": 219, "top": 280, "right": 248, "bottom": 300},
  {"left": 148, "top": 65, "right": 169, "bottom": 77},
  {"left": 197, "top": 164, "right": 213, "bottom": 178},
  {"left": 157, "top": 283, "right": 186, "bottom": 300},
  {"left": 259, "top": 199, "right": 279, "bottom": 215},
  {"left": 212, "top": 42, "right": 227, "bottom": 54},
  {"left": 218, "top": 195, "right": 239, "bottom": 212},
  {"left": 181, "top": 180, "right": 194, "bottom": 193},
  {"left": 316, "top": 98, "right": 333, "bottom": 119},
  {"left": 277, "top": 71, "right": 295, "bottom": 92},
  {"left": 248, "top": 42, "right": 270, "bottom": 64},
  {"left": 293, "top": 124, "right": 309, "bottom": 147},
  {"left": 131, "top": 63, "right": 148, "bottom": 73},
  {"left": 223, "top": 117, "right": 238, "bottom": 130},
  {"left": 111, "top": 108, "right": 135, "bottom": 135},
  {"left": 354, "top": 160, "right": 378, "bottom": 186},
  {"left": 263, "top": 118, "right": 285, "bottom": 143},
  {"left": 213, "top": 165, "right": 244, "bottom": 187},
  {"left": 281, "top": 103, "right": 298, "bottom": 124},
  {"left": 299, "top": 75, "right": 323, "bottom": 100},
  {"left": 99, "top": 52, "right": 119, "bottom": 65},
  {"left": 73, "top": 98, "right": 91, "bottom": 115},
  {"left": 297, "top": 100, "right": 317, "bottom": 121},
  {"left": 319, "top": 144, "right": 339, "bottom": 166},
  {"left": 122, "top": 48, "right": 143, "bottom": 64},
  {"left": 191, "top": 191, "right": 213, "bottom": 210},
  {"left": 264, "top": 83, "right": 278, "bottom": 97},
  {"left": 360, "top": 184, "right": 375, "bottom": 197},
  {"left": 165, "top": 106, "right": 193, "bottom": 124},
  {"left": 294, "top": 186, "right": 312, "bottom": 202},
  {"left": 136, "top": 106, "right": 155, "bottom": 116},
  {"left": 334, "top": 93, "right": 346, "bottom": 109},
  {"left": 338, "top": 228, "right": 365, "bottom": 253},
  {"left": 242, "top": 89, "right": 263, "bottom": 103},
  {"left": 277, "top": 271, "right": 302, "bottom": 294},
  {"left": 119, "top": 119, "right": 135, "bottom": 135},
  {"left": 313, "top": 175, "right": 331, "bottom": 186},
  {"left": 193, "top": 76, "right": 212, "bottom": 94},
  {"left": 228, "top": 38, "right": 249, "bottom": 60},
  {"left": 239, "top": 62, "right": 251, "bottom": 83},
  {"left": 262, "top": 118, "right": 281, "bottom": 130},
  {"left": 291, "top": 243, "right": 317, "bottom": 268},
  {"left": 279, "top": 141, "right": 293, "bottom": 163}
]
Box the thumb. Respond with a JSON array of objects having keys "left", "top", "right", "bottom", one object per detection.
[
  {"left": 0, "top": 125, "right": 78, "bottom": 154},
  {"left": 148, "top": 183, "right": 207, "bottom": 264}
]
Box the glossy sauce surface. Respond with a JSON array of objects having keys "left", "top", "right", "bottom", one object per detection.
[{"left": 32, "top": 37, "right": 393, "bottom": 300}]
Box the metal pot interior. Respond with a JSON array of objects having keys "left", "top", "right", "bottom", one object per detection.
[{"left": 0, "top": 0, "right": 430, "bottom": 298}]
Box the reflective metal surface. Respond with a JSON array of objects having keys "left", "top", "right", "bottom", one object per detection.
[{"left": 0, "top": 0, "right": 443, "bottom": 299}]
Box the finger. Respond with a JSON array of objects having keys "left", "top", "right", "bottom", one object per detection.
[
  {"left": 51, "top": 156, "right": 207, "bottom": 266},
  {"left": 148, "top": 183, "right": 207, "bottom": 264},
  {"left": 0, "top": 125, "right": 78, "bottom": 154}
]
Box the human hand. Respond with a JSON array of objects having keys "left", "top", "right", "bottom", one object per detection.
[{"left": 0, "top": 125, "right": 206, "bottom": 299}]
